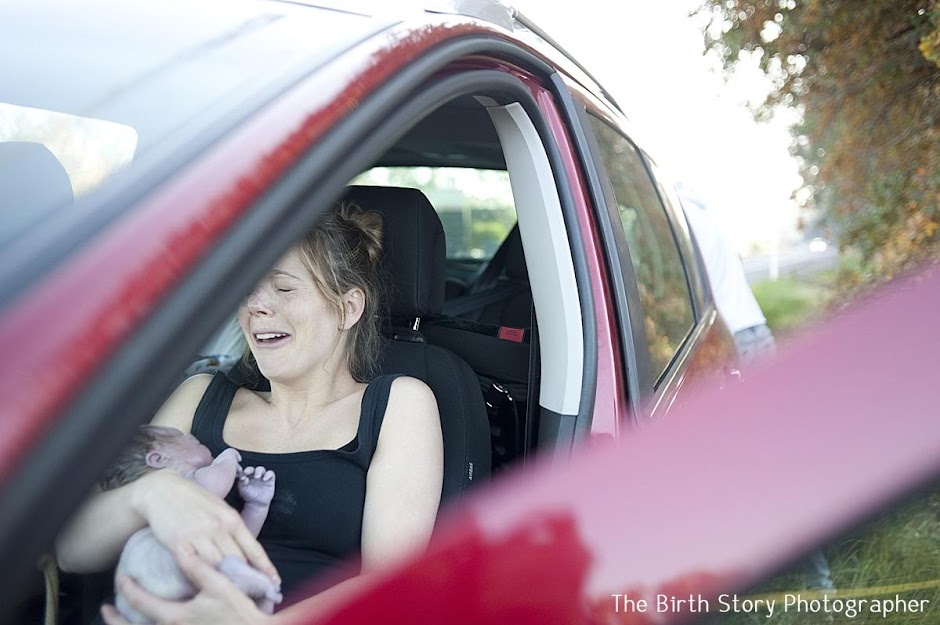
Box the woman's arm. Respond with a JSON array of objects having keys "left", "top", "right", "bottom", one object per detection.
[
  {"left": 55, "top": 375, "right": 211, "bottom": 571},
  {"left": 360, "top": 376, "right": 443, "bottom": 568},
  {"left": 101, "top": 375, "right": 443, "bottom": 625},
  {"left": 57, "top": 374, "right": 277, "bottom": 580},
  {"left": 55, "top": 480, "right": 147, "bottom": 572}
]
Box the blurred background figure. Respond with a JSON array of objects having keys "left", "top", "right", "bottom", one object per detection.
[
  {"left": 677, "top": 184, "right": 774, "bottom": 363},
  {"left": 678, "top": 183, "right": 835, "bottom": 591}
]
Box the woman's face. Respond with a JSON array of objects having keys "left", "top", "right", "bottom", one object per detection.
[{"left": 237, "top": 248, "right": 345, "bottom": 383}]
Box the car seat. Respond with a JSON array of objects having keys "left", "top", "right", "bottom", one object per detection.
[
  {"left": 341, "top": 186, "right": 492, "bottom": 505},
  {"left": 427, "top": 223, "right": 535, "bottom": 472}
]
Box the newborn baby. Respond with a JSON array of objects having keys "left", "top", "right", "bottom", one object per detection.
[{"left": 99, "top": 425, "right": 281, "bottom": 623}]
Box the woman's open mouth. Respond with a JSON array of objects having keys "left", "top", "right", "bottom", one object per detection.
[{"left": 253, "top": 332, "right": 291, "bottom": 347}]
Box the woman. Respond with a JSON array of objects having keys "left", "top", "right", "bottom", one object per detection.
[{"left": 56, "top": 203, "right": 444, "bottom": 624}]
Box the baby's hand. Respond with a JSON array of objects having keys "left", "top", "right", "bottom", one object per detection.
[
  {"left": 213, "top": 447, "right": 242, "bottom": 467},
  {"left": 238, "top": 466, "right": 275, "bottom": 506}
]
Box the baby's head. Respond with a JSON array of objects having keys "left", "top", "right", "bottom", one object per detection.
[{"left": 99, "top": 425, "right": 213, "bottom": 491}]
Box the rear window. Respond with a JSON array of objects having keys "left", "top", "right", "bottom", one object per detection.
[
  {"left": 0, "top": 1, "right": 383, "bottom": 248},
  {"left": 352, "top": 167, "right": 517, "bottom": 261}
]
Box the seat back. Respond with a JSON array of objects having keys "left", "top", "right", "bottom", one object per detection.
[
  {"left": 443, "top": 224, "right": 532, "bottom": 328},
  {"left": 342, "top": 186, "right": 491, "bottom": 504}
]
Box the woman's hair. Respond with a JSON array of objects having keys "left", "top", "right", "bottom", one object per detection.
[
  {"left": 98, "top": 425, "right": 183, "bottom": 491},
  {"left": 298, "top": 201, "right": 386, "bottom": 382}
]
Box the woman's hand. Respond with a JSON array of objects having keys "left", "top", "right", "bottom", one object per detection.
[
  {"left": 132, "top": 471, "right": 279, "bottom": 583},
  {"left": 101, "top": 547, "right": 274, "bottom": 625}
]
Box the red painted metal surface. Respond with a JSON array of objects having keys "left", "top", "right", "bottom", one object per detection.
[
  {"left": 649, "top": 309, "right": 739, "bottom": 422},
  {"left": 0, "top": 16, "right": 534, "bottom": 484},
  {"left": 309, "top": 265, "right": 940, "bottom": 625}
]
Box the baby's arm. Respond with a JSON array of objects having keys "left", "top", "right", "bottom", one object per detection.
[
  {"left": 192, "top": 448, "right": 242, "bottom": 498},
  {"left": 237, "top": 466, "right": 275, "bottom": 537}
]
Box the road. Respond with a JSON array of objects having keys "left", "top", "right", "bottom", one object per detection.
[{"left": 742, "top": 248, "right": 839, "bottom": 284}]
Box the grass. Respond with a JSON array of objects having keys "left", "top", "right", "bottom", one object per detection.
[{"left": 751, "top": 273, "right": 835, "bottom": 335}]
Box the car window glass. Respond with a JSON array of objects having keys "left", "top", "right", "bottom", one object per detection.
[
  {"left": 0, "top": 3, "right": 379, "bottom": 252},
  {"left": 587, "top": 116, "right": 694, "bottom": 385},
  {"left": 0, "top": 103, "right": 139, "bottom": 249},
  {"left": 352, "top": 167, "right": 516, "bottom": 261}
]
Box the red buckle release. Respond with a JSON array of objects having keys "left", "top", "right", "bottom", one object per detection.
[{"left": 498, "top": 326, "right": 525, "bottom": 343}]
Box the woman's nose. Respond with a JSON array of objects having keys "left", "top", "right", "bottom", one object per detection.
[{"left": 245, "top": 287, "right": 273, "bottom": 315}]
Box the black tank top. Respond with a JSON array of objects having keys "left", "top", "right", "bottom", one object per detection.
[{"left": 190, "top": 372, "right": 400, "bottom": 601}]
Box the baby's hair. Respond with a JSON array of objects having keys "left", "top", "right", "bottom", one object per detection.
[{"left": 99, "top": 425, "right": 184, "bottom": 491}]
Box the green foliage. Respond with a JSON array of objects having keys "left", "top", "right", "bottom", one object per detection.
[
  {"left": 469, "top": 218, "right": 512, "bottom": 257},
  {"left": 751, "top": 275, "right": 831, "bottom": 332},
  {"left": 696, "top": 0, "right": 940, "bottom": 287}
]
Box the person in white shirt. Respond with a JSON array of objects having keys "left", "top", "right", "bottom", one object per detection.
[
  {"left": 678, "top": 184, "right": 834, "bottom": 591},
  {"left": 678, "top": 186, "right": 775, "bottom": 362}
]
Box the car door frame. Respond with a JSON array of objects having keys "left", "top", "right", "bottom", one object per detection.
[
  {"left": 0, "top": 29, "right": 601, "bottom": 607},
  {"left": 554, "top": 81, "right": 711, "bottom": 424}
]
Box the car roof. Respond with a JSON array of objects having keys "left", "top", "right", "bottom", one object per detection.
[{"left": 0, "top": 0, "right": 390, "bottom": 130}]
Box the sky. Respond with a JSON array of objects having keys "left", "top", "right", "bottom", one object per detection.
[{"left": 510, "top": 0, "right": 804, "bottom": 254}]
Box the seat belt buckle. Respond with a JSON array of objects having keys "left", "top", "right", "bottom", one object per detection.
[{"left": 497, "top": 326, "right": 525, "bottom": 343}]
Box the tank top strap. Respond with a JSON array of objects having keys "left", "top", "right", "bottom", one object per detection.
[
  {"left": 356, "top": 373, "right": 403, "bottom": 466},
  {"left": 191, "top": 372, "right": 239, "bottom": 450}
]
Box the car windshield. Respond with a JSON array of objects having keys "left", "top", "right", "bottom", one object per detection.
[{"left": 0, "top": 0, "right": 383, "bottom": 250}]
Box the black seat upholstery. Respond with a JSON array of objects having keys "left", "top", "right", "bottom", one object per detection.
[
  {"left": 341, "top": 186, "right": 491, "bottom": 505},
  {"left": 443, "top": 224, "right": 532, "bottom": 328},
  {"left": 429, "top": 223, "right": 534, "bottom": 472}
]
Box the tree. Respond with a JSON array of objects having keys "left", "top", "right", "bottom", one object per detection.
[{"left": 696, "top": 0, "right": 940, "bottom": 286}]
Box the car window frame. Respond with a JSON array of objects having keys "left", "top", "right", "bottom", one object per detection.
[
  {"left": 0, "top": 40, "right": 600, "bottom": 601},
  {"left": 573, "top": 105, "right": 703, "bottom": 413}
]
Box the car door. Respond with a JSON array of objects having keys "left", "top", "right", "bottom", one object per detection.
[
  {"left": 553, "top": 81, "right": 736, "bottom": 427},
  {"left": 0, "top": 10, "right": 604, "bottom": 615}
]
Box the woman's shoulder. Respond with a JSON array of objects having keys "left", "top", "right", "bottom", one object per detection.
[
  {"left": 380, "top": 376, "right": 440, "bottom": 433},
  {"left": 150, "top": 373, "right": 215, "bottom": 431},
  {"left": 370, "top": 375, "right": 442, "bottom": 469},
  {"left": 385, "top": 375, "right": 434, "bottom": 401},
  {"left": 230, "top": 383, "right": 271, "bottom": 412}
]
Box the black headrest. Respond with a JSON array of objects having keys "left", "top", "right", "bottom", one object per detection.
[{"left": 342, "top": 186, "right": 445, "bottom": 319}]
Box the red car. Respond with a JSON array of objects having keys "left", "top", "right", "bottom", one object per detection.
[{"left": 1, "top": 1, "right": 937, "bottom": 623}]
